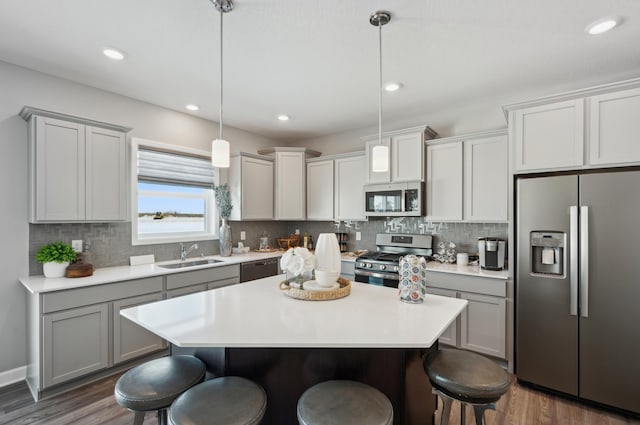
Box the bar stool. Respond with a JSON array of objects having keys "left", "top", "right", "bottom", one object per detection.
[
  {"left": 297, "top": 380, "right": 393, "bottom": 425},
  {"left": 423, "top": 349, "right": 510, "bottom": 425},
  {"left": 114, "top": 355, "right": 206, "bottom": 425},
  {"left": 168, "top": 376, "right": 266, "bottom": 425}
]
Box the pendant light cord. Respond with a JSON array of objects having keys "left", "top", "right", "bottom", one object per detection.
[
  {"left": 378, "top": 20, "right": 382, "bottom": 145},
  {"left": 219, "top": 6, "right": 224, "bottom": 140}
]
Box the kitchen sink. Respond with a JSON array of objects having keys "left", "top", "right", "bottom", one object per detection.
[{"left": 157, "top": 259, "right": 224, "bottom": 269}]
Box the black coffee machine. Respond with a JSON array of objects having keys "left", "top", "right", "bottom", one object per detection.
[{"left": 478, "top": 237, "right": 505, "bottom": 270}]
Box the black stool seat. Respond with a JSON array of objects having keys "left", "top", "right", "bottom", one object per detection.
[
  {"left": 115, "top": 355, "right": 206, "bottom": 425},
  {"left": 424, "top": 349, "right": 510, "bottom": 425},
  {"left": 297, "top": 380, "right": 393, "bottom": 425},
  {"left": 169, "top": 376, "right": 266, "bottom": 425}
]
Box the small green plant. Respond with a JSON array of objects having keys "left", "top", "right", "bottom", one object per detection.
[
  {"left": 214, "top": 184, "right": 233, "bottom": 219},
  {"left": 36, "top": 241, "right": 77, "bottom": 264}
]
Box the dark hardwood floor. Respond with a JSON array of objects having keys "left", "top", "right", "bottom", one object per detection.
[{"left": 0, "top": 374, "right": 637, "bottom": 424}]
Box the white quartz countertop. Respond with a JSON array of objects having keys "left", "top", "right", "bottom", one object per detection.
[
  {"left": 425, "top": 262, "right": 509, "bottom": 280},
  {"left": 19, "top": 251, "right": 283, "bottom": 294},
  {"left": 120, "top": 274, "right": 468, "bottom": 349}
]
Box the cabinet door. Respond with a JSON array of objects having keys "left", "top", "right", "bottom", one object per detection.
[
  {"left": 464, "top": 135, "right": 508, "bottom": 221},
  {"left": 85, "top": 126, "right": 127, "bottom": 221},
  {"left": 426, "top": 142, "right": 463, "bottom": 220},
  {"left": 34, "top": 117, "right": 85, "bottom": 221},
  {"left": 340, "top": 260, "right": 355, "bottom": 281},
  {"left": 391, "top": 132, "right": 424, "bottom": 182},
  {"left": 113, "top": 293, "right": 164, "bottom": 364},
  {"left": 460, "top": 292, "right": 506, "bottom": 358},
  {"left": 335, "top": 155, "right": 365, "bottom": 220},
  {"left": 275, "top": 151, "right": 306, "bottom": 220},
  {"left": 242, "top": 156, "right": 274, "bottom": 220},
  {"left": 306, "top": 160, "right": 334, "bottom": 220},
  {"left": 589, "top": 87, "right": 640, "bottom": 166},
  {"left": 42, "top": 304, "right": 108, "bottom": 388},
  {"left": 513, "top": 99, "right": 584, "bottom": 172},
  {"left": 365, "top": 138, "right": 391, "bottom": 183},
  {"left": 425, "top": 288, "right": 458, "bottom": 346}
]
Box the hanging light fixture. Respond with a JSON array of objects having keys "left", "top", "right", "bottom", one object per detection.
[
  {"left": 210, "top": 0, "right": 233, "bottom": 168},
  {"left": 370, "top": 10, "right": 391, "bottom": 173}
]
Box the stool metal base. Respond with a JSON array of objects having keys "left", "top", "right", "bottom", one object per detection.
[{"left": 433, "top": 387, "right": 496, "bottom": 425}]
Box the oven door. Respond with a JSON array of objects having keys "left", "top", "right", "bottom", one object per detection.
[{"left": 354, "top": 269, "right": 399, "bottom": 288}]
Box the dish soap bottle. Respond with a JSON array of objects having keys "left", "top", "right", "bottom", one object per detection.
[{"left": 303, "top": 232, "right": 309, "bottom": 249}]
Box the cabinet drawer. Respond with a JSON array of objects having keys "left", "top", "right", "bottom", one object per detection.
[
  {"left": 425, "top": 271, "right": 506, "bottom": 297},
  {"left": 208, "top": 276, "right": 239, "bottom": 290},
  {"left": 166, "top": 265, "right": 240, "bottom": 290},
  {"left": 167, "top": 284, "right": 207, "bottom": 299},
  {"left": 42, "top": 277, "right": 163, "bottom": 314}
]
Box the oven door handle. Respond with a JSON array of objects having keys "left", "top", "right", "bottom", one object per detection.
[{"left": 354, "top": 269, "right": 399, "bottom": 280}]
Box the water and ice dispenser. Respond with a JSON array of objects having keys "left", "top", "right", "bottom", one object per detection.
[{"left": 530, "top": 231, "right": 565, "bottom": 276}]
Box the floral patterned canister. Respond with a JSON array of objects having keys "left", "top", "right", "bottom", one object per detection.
[{"left": 398, "top": 255, "right": 427, "bottom": 303}]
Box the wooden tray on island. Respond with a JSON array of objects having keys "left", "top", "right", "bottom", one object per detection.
[{"left": 279, "top": 276, "right": 351, "bottom": 301}]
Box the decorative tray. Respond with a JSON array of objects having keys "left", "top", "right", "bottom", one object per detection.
[{"left": 279, "top": 277, "right": 351, "bottom": 301}]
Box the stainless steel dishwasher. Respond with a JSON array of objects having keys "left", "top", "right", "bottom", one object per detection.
[{"left": 240, "top": 258, "right": 279, "bottom": 282}]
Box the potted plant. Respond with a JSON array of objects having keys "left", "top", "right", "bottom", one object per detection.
[
  {"left": 36, "top": 241, "right": 77, "bottom": 278},
  {"left": 214, "top": 184, "right": 233, "bottom": 256}
]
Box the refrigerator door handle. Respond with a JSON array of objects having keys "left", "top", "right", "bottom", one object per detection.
[
  {"left": 569, "top": 206, "right": 579, "bottom": 316},
  {"left": 580, "top": 205, "right": 589, "bottom": 318}
]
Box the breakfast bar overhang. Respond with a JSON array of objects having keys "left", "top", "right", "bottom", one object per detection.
[{"left": 121, "top": 275, "right": 467, "bottom": 425}]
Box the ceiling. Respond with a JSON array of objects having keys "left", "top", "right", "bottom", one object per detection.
[{"left": 1, "top": 1, "right": 640, "bottom": 142}]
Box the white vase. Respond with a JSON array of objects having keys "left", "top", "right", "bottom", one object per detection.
[
  {"left": 314, "top": 233, "right": 341, "bottom": 274},
  {"left": 43, "top": 261, "right": 69, "bottom": 278}
]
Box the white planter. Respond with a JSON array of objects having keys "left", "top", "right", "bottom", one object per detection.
[{"left": 43, "top": 261, "right": 69, "bottom": 278}]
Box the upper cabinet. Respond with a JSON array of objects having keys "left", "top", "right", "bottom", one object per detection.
[
  {"left": 363, "top": 126, "right": 438, "bottom": 184},
  {"left": 505, "top": 81, "right": 640, "bottom": 173},
  {"left": 425, "top": 130, "right": 508, "bottom": 222},
  {"left": 306, "top": 152, "right": 366, "bottom": 221},
  {"left": 258, "top": 147, "right": 320, "bottom": 220},
  {"left": 229, "top": 153, "right": 274, "bottom": 221},
  {"left": 21, "top": 107, "right": 130, "bottom": 223}
]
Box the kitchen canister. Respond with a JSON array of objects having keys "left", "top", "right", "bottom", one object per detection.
[{"left": 398, "top": 255, "right": 427, "bottom": 303}]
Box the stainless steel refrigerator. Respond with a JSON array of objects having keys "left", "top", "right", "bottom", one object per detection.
[{"left": 516, "top": 170, "right": 640, "bottom": 414}]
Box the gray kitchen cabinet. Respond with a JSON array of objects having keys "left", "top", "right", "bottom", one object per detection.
[
  {"left": 229, "top": 153, "right": 274, "bottom": 220},
  {"left": 21, "top": 107, "right": 130, "bottom": 223},
  {"left": 166, "top": 265, "right": 240, "bottom": 298},
  {"left": 113, "top": 292, "right": 165, "bottom": 364},
  {"left": 42, "top": 304, "right": 109, "bottom": 388},
  {"left": 425, "top": 271, "right": 507, "bottom": 360},
  {"left": 340, "top": 260, "right": 355, "bottom": 281}
]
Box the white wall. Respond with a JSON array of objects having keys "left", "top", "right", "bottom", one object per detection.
[{"left": 0, "top": 60, "right": 280, "bottom": 378}]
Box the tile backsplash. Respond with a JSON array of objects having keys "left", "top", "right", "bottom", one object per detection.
[{"left": 29, "top": 218, "right": 507, "bottom": 275}]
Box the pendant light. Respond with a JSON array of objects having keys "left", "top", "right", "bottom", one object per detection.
[
  {"left": 370, "top": 10, "right": 391, "bottom": 173},
  {"left": 210, "top": 0, "right": 233, "bottom": 168}
]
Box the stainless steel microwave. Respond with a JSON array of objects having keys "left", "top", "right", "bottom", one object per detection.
[{"left": 363, "top": 181, "right": 424, "bottom": 216}]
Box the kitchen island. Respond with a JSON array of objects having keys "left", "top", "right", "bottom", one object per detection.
[{"left": 121, "top": 275, "right": 467, "bottom": 425}]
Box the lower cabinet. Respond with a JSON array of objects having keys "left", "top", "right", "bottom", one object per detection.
[
  {"left": 42, "top": 304, "right": 109, "bottom": 388},
  {"left": 425, "top": 271, "right": 507, "bottom": 359},
  {"left": 340, "top": 260, "right": 355, "bottom": 281},
  {"left": 113, "top": 293, "right": 165, "bottom": 364},
  {"left": 166, "top": 265, "right": 240, "bottom": 298}
]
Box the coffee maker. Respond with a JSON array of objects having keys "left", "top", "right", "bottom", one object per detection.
[{"left": 478, "top": 237, "right": 505, "bottom": 270}]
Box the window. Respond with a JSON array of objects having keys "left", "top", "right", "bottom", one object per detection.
[{"left": 131, "top": 138, "right": 218, "bottom": 245}]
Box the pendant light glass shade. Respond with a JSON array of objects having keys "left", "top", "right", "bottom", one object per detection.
[
  {"left": 371, "top": 144, "right": 389, "bottom": 172},
  {"left": 211, "top": 138, "right": 230, "bottom": 168}
]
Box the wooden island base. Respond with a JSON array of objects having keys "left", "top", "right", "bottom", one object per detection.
[{"left": 172, "top": 345, "right": 438, "bottom": 425}]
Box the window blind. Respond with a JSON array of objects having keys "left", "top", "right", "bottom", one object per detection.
[{"left": 137, "top": 147, "right": 214, "bottom": 187}]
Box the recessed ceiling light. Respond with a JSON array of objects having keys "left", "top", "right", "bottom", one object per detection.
[
  {"left": 185, "top": 104, "right": 199, "bottom": 111},
  {"left": 585, "top": 16, "right": 622, "bottom": 35},
  {"left": 384, "top": 82, "right": 402, "bottom": 92},
  {"left": 102, "top": 47, "right": 126, "bottom": 61},
  {"left": 277, "top": 115, "right": 290, "bottom": 121}
]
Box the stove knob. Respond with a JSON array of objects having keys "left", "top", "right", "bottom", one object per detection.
[
  {"left": 367, "top": 263, "right": 372, "bottom": 268},
  {"left": 379, "top": 265, "right": 386, "bottom": 270},
  {"left": 394, "top": 266, "right": 399, "bottom": 272}
]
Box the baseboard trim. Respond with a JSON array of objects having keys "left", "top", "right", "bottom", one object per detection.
[{"left": 0, "top": 365, "right": 27, "bottom": 388}]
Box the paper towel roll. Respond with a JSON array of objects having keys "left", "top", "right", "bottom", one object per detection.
[{"left": 541, "top": 247, "right": 556, "bottom": 265}]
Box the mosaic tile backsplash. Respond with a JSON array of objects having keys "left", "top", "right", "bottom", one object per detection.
[{"left": 29, "top": 218, "right": 507, "bottom": 275}]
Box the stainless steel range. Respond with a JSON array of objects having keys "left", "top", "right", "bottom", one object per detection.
[{"left": 355, "top": 234, "right": 433, "bottom": 288}]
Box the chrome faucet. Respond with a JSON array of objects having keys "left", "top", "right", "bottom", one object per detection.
[{"left": 180, "top": 243, "right": 199, "bottom": 261}]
